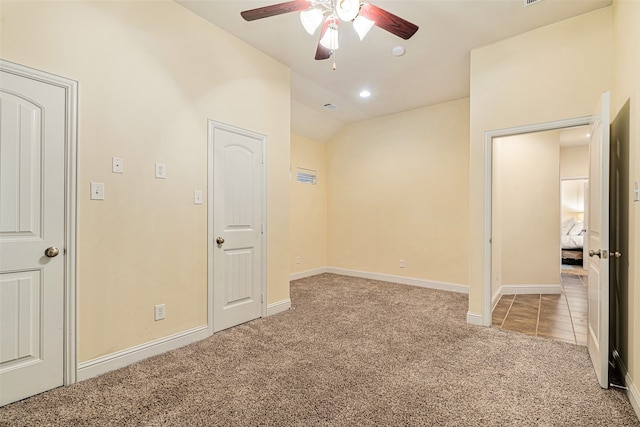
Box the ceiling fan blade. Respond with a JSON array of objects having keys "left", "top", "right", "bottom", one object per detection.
[
  {"left": 315, "top": 19, "right": 332, "bottom": 60},
  {"left": 359, "top": 4, "right": 419, "bottom": 40},
  {"left": 241, "top": 0, "right": 312, "bottom": 21}
]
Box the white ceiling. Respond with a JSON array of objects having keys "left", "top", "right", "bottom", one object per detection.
[{"left": 178, "top": 0, "right": 611, "bottom": 142}]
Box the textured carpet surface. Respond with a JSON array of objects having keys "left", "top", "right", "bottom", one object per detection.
[{"left": 1, "top": 273, "right": 638, "bottom": 426}]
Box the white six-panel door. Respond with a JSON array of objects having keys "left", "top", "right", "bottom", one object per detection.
[
  {"left": 0, "top": 67, "right": 67, "bottom": 405},
  {"left": 209, "top": 121, "right": 265, "bottom": 333}
]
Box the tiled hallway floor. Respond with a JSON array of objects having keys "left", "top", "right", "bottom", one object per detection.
[{"left": 492, "top": 272, "right": 588, "bottom": 345}]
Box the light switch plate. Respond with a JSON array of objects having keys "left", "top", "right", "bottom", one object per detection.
[
  {"left": 90, "top": 182, "right": 104, "bottom": 200},
  {"left": 194, "top": 190, "right": 203, "bottom": 205},
  {"left": 112, "top": 157, "right": 124, "bottom": 173},
  {"left": 634, "top": 180, "right": 640, "bottom": 202},
  {"left": 155, "top": 162, "right": 166, "bottom": 179}
]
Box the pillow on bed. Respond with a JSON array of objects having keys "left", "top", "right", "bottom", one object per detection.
[
  {"left": 569, "top": 222, "right": 584, "bottom": 236},
  {"left": 561, "top": 218, "right": 576, "bottom": 235}
]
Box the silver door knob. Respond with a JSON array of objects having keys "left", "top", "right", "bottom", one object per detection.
[
  {"left": 612, "top": 251, "right": 622, "bottom": 259},
  {"left": 216, "top": 237, "right": 225, "bottom": 245},
  {"left": 589, "top": 249, "right": 601, "bottom": 258},
  {"left": 44, "top": 247, "right": 60, "bottom": 258}
]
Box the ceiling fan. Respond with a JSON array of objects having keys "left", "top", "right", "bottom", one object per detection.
[{"left": 240, "top": 0, "right": 419, "bottom": 62}]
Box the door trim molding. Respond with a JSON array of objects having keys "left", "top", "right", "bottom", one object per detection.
[
  {"left": 0, "top": 60, "right": 79, "bottom": 385},
  {"left": 481, "top": 116, "right": 591, "bottom": 326},
  {"left": 207, "top": 120, "right": 267, "bottom": 336}
]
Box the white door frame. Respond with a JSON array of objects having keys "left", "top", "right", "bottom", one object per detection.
[
  {"left": 481, "top": 116, "right": 591, "bottom": 326},
  {"left": 207, "top": 119, "right": 267, "bottom": 335},
  {"left": 0, "top": 59, "right": 78, "bottom": 384}
]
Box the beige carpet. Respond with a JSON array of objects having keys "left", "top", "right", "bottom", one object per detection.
[{"left": 1, "top": 274, "right": 637, "bottom": 426}]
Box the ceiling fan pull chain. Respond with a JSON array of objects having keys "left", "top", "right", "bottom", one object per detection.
[{"left": 332, "top": 49, "right": 337, "bottom": 70}]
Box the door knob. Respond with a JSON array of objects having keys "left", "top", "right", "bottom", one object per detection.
[
  {"left": 44, "top": 247, "right": 60, "bottom": 258},
  {"left": 612, "top": 251, "right": 622, "bottom": 259},
  {"left": 589, "top": 249, "right": 601, "bottom": 258},
  {"left": 216, "top": 237, "right": 225, "bottom": 245}
]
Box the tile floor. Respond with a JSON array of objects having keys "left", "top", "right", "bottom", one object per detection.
[{"left": 492, "top": 272, "right": 588, "bottom": 345}]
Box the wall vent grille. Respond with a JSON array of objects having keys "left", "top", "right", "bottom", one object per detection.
[{"left": 296, "top": 168, "right": 317, "bottom": 185}]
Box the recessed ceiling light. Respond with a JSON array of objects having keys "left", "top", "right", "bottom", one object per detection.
[
  {"left": 586, "top": 133, "right": 591, "bottom": 138},
  {"left": 359, "top": 90, "right": 371, "bottom": 98},
  {"left": 392, "top": 45, "right": 406, "bottom": 57}
]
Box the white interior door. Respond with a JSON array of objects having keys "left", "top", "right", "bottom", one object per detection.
[
  {"left": 583, "top": 181, "right": 589, "bottom": 270},
  {"left": 210, "top": 121, "right": 265, "bottom": 333},
  {"left": 587, "top": 91, "right": 610, "bottom": 389},
  {"left": 0, "top": 67, "right": 66, "bottom": 405}
]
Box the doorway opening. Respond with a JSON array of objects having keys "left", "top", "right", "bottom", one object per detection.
[
  {"left": 480, "top": 116, "right": 592, "bottom": 326},
  {"left": 489, "top": 125, "right": 590, "bottom": 345}
]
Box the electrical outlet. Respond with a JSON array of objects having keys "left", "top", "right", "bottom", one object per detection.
[
  {"left": 194, "top": 190, "right": 203, "bottom": 205},
  {"left": 154, "top": 304, "right": 166, "bottom": 321},
  {"left": 296, "top": 256, "right": 301, "bottom": 264},
  {"left": 90, "top": 182, "right": 105, "bottom": 200},
  {"left": 155, "top": 162, "right": 167, "bottom": 179},
  {"left": 399, "top": 259, "right": 405, "bottom": 268},
  {"left": 112, "top": 157, "right": 124, "bottom": 173}
]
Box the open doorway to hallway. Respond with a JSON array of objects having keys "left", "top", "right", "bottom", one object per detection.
[{"left": 490, "top": 125, "right": 590, "bottom": 345}]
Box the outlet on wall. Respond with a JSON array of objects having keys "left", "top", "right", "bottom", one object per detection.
[
  {"left": 399, "top": 259, "right": 405, "bottom": 268},
  {"left": 90, "top": 182, "right": 105, "bottom": 200},
  {"left": 112, "top": 157, "right": 124, "bottom": 173},
  {"left": 154, "top": 304, "right": 166, "bottom": 321},
  {"left": 194, "top": 190, "right": 203, "bottom": 205},
  {"left": 155, "top": 162, "right": 167, "bottom": 179},
  {"left": 296, "top": 256, "right": 301, "bottom": 264}
]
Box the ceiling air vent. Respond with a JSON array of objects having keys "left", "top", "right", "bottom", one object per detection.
[
  {"left": 524, "top": 0, "right": 542, "bottom": 6},
  {"left": 323, "top": 103, "right": 337, "bottom": 110}
]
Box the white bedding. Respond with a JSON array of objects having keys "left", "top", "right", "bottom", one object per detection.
[{"left": 561, "top": 235, "right": 583, "bottom": 249}]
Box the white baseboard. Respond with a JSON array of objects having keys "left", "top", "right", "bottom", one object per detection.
[
  {"left": 466, "top": 311, "right": 485, "bottom": 326},
  {"left": 289, "top": 267, "right": 328, "bottom": 281},
  {"left": 497, "top": 284, "right": 562, "bottom": 296},
  {"left": 77, "top": 325, "right": 208, "bottom": 381},
  {"left": 625, "top": 372, "right": 640, "bottom": 421},
  {"left": 326, "top": 267, "right": 469, "bottom": 294},
  {"left": 492, "top": 290, "right": 502, "bottom": 310},
  {"left": 613, "top": 349, "right": 640, "bottom": 421},
  {"left": 77, "top": 297, "right": 292, "bottom": 383},
  {"left": 267, "top": 298, "right": 291, "bottom": 316}
]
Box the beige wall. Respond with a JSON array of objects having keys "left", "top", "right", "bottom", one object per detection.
[
  {"left": 327, "top": 98, "right": 470, "bottom": 286},
  {"left": 492, "top": 132, "right": 561, "bottom": 294},
  {"left": 290, "top": 134, "right": 327, "bottom": 273},
  {"left": 469, "top": 8, "right": 613, "bottom": 315},
  {"left": 560, "top": 146, "right": 589, "bottom": 178},
  {"left": 0, "top": 1, "right": 291, "bottom": 362},
  {"left": 612, "top": 0, "right": 640, "bottom": 410}
]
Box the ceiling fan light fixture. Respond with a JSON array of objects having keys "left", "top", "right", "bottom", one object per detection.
[
  {"left": 353, "top": 15, "right": 374, "bottom": 40},
  {"left": 300, "top": 8, "right": 323, "bottom": 35},
  {"left": 336, "top": 0, "right": 360, "bottom": 21},
  {"left": 320, "top": 19, "right": 340, "bottom": 50}
]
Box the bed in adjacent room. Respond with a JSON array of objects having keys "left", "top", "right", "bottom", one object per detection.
[{"left": 561, "top": 217, "right": 584, "bottom": 265}]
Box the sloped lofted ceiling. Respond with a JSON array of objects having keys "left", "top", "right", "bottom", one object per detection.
[{"left": 178, "top": 0, "right": 611, "bottom": 142}]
